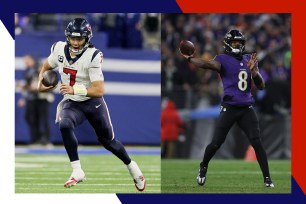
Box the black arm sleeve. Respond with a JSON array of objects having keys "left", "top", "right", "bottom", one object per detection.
[{"left": 253, "top": 74, "right": 264, "bottom": 87}]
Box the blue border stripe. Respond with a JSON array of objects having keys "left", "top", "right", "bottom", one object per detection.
[
  {"left": 117, "top": 178, "right": 305, "bottom": 204},
  {"left": 0, "top": 1, "right": 182, "bottom": 39}
]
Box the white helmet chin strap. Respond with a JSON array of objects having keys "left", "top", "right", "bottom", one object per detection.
[{"left": 224, "top": 41, "right": 244, "bottom": 54}]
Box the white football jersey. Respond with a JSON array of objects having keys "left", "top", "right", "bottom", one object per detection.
[{"left": 48, "top": 41, "right": 104, "bottom": 101}]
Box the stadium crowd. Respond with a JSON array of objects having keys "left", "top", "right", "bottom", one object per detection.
[{"left": 15, "top": 13, "right": 160, "bottom": 50}]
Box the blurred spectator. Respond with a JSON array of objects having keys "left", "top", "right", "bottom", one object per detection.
[
  {"left": 125, "top": 13, "right": 143, "bottom": 48},
  {"left": 99, "top": 14, "right": 125, "bottom": 48},
  {"left": 15, "top": 13, "right": 33, "bottom": 35},
  {"left": 141, "top": 13, "right": 161, "bottom": 50},
  {"left": 17, "top": 55, "right": 54, "bottom": 146},
  {"left": 257, "top": 58, "right": 291, "bottom": 115},
  {"left": 89, "top": 13, "right": 143, "bottom": 49},
  {"left": 161, "top": 100, "right": 184, "bottom": 158}
]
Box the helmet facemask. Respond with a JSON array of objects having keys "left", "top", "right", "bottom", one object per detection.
[
  {"left": 66, "top": 34, "right": 91, "bottom": 55},
  {"left": 223, "top": 40, "right": 245, "bottom": 54}
]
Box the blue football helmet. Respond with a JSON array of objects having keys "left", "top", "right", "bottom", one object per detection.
[
  {"left": 223, "top": 29, "right": 246, "bottom": 55},
  {"left": 65, "top": 18, "right": 93, "bottom": 55}
]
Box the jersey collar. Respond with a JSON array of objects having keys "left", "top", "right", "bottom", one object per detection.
[
  {"left": 225, "top": 51, "right": 243, "bottom": 61},
  {"left": 64, "top": 45, "right": 86, "bottom": 65}
]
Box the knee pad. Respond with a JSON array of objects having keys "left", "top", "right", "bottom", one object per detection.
[{"left": 59, "top": 118, "right": 75, "bottom": 130}]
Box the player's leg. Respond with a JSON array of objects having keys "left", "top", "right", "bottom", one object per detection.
[
  {"left": 237, "top": 106, "right": 274, "bottom": 187},
  {"left": 25, "top": 99, "right": 40, "bottom": 144},
  {"left": 198, "top": 104, "right": 237, "bottom": 185},
  {"left": 85, "top": 98, "right": 131, "bottom": 164},
  {"left": 86, "top": 98, "right": 145, "bottom": 191},
  {"left": 59, "top": 100, "right": 87, "bottom": 187},
  {"left": 38, "top": 99, "right": 51, "bottom": 145}
]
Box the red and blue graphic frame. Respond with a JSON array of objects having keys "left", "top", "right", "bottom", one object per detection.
[{"left": 1, "top": 0, "right": 305, "bottom": 203}]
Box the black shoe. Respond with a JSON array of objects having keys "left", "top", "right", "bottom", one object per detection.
[
  {"left": 197, "top": 162, "right": 207, "bottom": 186},
  {"left": 264, "top": 177, "right": 274, "bottom": 188}
]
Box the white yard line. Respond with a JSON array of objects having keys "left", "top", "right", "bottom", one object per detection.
[
  {"left": 16, "top": 183, "right": 161, "bottom": 186},
  {"left": 15, "top": 187, "right": 161, "bottom": 193},
  {"left": 15, "top": 163, "right": 48, "bottom": 168},
  {"left": 15, "top": 177, "right": 161, "bottom": 181},
  {"left": 16, "top": 172, "right": 161, "bottom": 176}
]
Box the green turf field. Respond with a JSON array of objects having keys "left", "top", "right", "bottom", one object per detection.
[
  {"left": 161, "top": 159, "right": 291, "bottom": 193},
  {"left": 16, "top": 154, "right": 160, "bottom": 193}
]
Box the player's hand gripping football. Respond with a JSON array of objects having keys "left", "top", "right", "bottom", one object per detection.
[
  {"left": 179, "top": 45, "right": 194, "bottom": 59},
  {"left": 180, "top": 52, "right": 194, "bottom": 60},
  {"left": 37, "top": 74, "right": 56, "bottom": 92},
  {"left": 247, "top": 53, "right": 259, "bottom": 77}
]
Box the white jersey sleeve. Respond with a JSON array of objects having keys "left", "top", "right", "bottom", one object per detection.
[
  {"left": 88, "top": 50, "right": 104, "bottom": 82},
  {"left": 47, "top": 42, "right": 60, "bottom": 68}
]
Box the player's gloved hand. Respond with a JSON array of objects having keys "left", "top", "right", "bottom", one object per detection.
[{"left": 37, "top": 75, "right": 56, "bottom": 92}]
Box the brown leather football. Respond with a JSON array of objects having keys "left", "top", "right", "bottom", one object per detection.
[
  {"left": 42, "top": 70, "right": 59, "bottom": 87},
  {"left": 179, "top": 40, "right": 195, "bottom": 56}
]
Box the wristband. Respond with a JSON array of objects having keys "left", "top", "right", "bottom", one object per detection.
[
  {"left": 253, "top": 73, "right": 263, "bottom": 87},
  {"left": 73, "top": 84, "right": 88, "bottom": 96},
  {"left": 187, "top": 56, "right": 194, "bottom": 63}
]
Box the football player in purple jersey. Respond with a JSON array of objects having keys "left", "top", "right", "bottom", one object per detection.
[
  {"left": 180, "top": 29, "right": 274, "bottom": 188},
  {"left": 37, "top": 18, "right": 145, "bottom": 191}
]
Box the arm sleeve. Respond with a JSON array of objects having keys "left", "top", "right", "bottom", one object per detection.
[
  {"left": 88, "top": 51, "right": 104, "bottom": 82},
  {"left": 47, "top": 42, "right": 59, "bottom": 68}
]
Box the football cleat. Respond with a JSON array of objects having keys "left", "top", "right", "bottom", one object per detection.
[
  {"left": 197, "top": 162, "right": 207, "bottom": 186},
  {"left": 64, "top": 170, "right": 86, "bottom": 188},
  {"left": 127, "top": 161, "right": 146, "bottom": 191},
  {"left": 264, "top": 177, "right": 274, "bottom": 188}
]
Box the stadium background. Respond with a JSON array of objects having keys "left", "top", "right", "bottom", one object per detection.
[
  {"left": 15, "top": 13, "right": 161, "bottom": 146},
  {"left": 161, "top": 14, "right": 291, "bottom": 160}
]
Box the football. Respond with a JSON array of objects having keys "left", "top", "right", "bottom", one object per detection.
[
  {"left": 179, "top": 40, "right": 195, "bottom": 56},
  {"left": 42, "top": 70, "right": 59, "bottom": 87}
]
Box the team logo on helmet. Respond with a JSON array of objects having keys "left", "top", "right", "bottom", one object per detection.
[{"left": 87, "top": 25, "right": 92, "bottom": 32}]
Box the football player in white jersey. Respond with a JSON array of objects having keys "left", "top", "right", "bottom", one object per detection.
[{"left": 37, "top": 18, "right": 145, "bottom": 191}]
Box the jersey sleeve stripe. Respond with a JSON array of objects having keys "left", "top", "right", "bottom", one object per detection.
[
  {"left": 52, "top": 42, "right": 58, "bottom": 53},
  {"left": 91, "top": 49, "right": 101, "bottom": 62}
]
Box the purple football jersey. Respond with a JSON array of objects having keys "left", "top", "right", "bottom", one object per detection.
[{"left": 214, "top": 54, "right": 254, "bottom": 106}]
